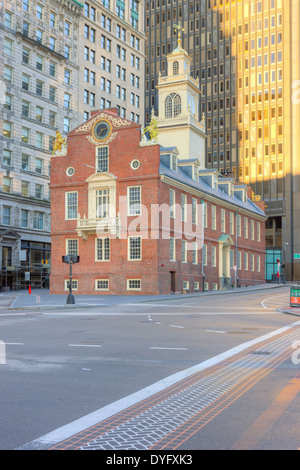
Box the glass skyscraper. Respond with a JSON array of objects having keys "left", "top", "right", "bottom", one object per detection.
[{"left": 145, "top": 0, "right": 300, "bottom": 281}]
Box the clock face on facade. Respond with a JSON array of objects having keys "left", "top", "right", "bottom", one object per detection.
[{"left": 92, "top": 120, "right": 112, "bottom": 142}]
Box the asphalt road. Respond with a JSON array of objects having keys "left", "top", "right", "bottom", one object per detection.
[{"left": 0, "top": 286, "right": 299, "bottom": 451}]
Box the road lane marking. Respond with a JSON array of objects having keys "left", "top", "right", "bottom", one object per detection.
[
  {"left": 169, "top": 325, "right": 184, "bottom": 329},
  {"left": 68, "top": 344, "right": 102, "bottom": 348},
  {"left": 261, "top": 294, "right": 289, "bottom": 310},
  {"left": 43, "top": 310, "right": 280, "bottom": 316},
  {"left": 124, "top": 303, "right": 267, "bottom": 309},
  {"left": 205, "top": 330, "right": 226, "bottom": 334}
]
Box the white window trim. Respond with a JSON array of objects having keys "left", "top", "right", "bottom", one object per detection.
[
  {"left": 244, "top": 252, "right": 248, "bottom": 270},
  {"left": 257, "top": 221, "right": 261, "bottom": 242},
  {"left": 192, "top": 197, "right": 198, "bottom": 225},
  {"left": 212, "top": 245, "right": 217, "bottom": 267},
  {"left": 251, "top": 253, "right": 255, "bottom": 271},
  {"left": 211, "top": 205, "right": 216, "bottom": 230},
  {"left": 95, "top": 279, "right": 109, "bottom": 291},
  {"left": 244, "top": 217, "right": 248, "bottom": 239},
  {"left": 127, "top": 279, "right": 141, "bottom": 291},
  {"left": 66, "top": 238, "right": 79, "bottom": 255},
  {"left": 221, "top": 208, "right": 225, "bottom": 233},
  {"left": 251, "top": 220, "right": 255, "bottom": 240},
  {"left": 230, "top": 212, "right": 235, "bottom": 235},
  {"left": 169, "top": 189, "right": 175, "bottom": 218},
  {"left": 127, "top": 185, "right": 141, "bottom": 216},
  {"left": 238, "top": 251, "right": 242, "bottom": 270},
  {"left": 182, "top": 239, "right": 187, "bottom": 263},
  {"left": 95, "top": 237, "right": 110, "bottom": 262},
  {"left": 170, "top": 236, "right": 176, "bottom": 262},
  {"left": 128, "top": 236, "right": 142, "bottom": 261},
  {"left": 65, "top": 191, "right": 78, "bottom": 220},
  {"left": 95, "top": 146, "right": 109, "bottom": 173},
  {"left": 181, "top": 193, "right": 187, "bottom": 222},
  {"left": 202, "top": 201, "right": 208, "bottom": 228},
  {"left": 64, "top": 279, "right": 78, "bottom": 291},
  {"left": 237, "top": 214, "right": 242, "bottom": 237},
  {"left": 202, "top": 244, "right": 207, "bottom": 266},
  {"left": 192, "top": 241, "right": 198, "bottom": 264}
]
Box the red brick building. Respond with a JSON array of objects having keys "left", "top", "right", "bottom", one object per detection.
[{"left": 50, "top": 42, "right": 267, "bottom": 296}]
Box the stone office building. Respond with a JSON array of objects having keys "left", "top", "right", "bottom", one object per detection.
[{"left": 0, "top": 0, "right": 82, "bottom": 289}]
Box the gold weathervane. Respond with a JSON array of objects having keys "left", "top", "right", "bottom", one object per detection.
[{"left": 174, "top": 21, "right": 184, "bottom": 48}]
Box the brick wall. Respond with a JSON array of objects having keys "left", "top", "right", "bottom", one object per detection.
[{"left": 50, "top": 110, "right": 266, "bottom": 296}]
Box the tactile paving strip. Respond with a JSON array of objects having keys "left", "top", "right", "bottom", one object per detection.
[{"left": 50, "top": 326, "right": 300, "bottom": 450}]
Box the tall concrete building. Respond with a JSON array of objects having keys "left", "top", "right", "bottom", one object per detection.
[
  {"left": 0, "top": 0, "right": 82, "bottom": 289},
  {"left": 79, "top": 0, "right": 146, "bottom": 125},
  {"left": 0, "top": 0, "right": 146, "bottom": 290},
  {"left": 144, "top": 0, "right": 300, "bottom": 281}
]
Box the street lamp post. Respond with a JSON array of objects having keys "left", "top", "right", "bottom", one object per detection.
[{"left": 62, "top": 255, "right": 80, "bottom": 305}]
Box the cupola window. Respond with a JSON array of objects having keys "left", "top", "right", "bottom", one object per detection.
[
  {"left": 165, "top": 93, "right": 181, "bottom": 118},
  {"left": 173, "top": 61, "right": 179, "bottom": 75}
]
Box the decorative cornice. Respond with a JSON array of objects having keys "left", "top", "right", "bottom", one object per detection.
[{"left": 75, "top": 113, "right": 131, "bottom": 134}]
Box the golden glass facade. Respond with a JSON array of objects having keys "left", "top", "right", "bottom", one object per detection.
[{"left": 145, "top": 0, "right": 300, "bottom": 280}]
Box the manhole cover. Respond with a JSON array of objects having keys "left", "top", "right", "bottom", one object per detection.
[{"left": 228, "top": 331, "right": 249, "bottom": 334}]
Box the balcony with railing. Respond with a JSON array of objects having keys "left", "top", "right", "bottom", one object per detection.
[{"left": 76, "top": 213, "right": 121, "bottom": 240}]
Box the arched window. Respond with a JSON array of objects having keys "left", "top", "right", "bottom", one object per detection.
[
  {"left": 165, "top": 93, "right": 181, "bottom": 118},
  {"left": 173, "top": 61, "right": 179, "bottom": 75},
  {"left": 189, "top": 95, "right": 196, "bottom": 116}
]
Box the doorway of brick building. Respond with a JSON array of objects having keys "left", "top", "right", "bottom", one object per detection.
[{"left": 170, "top": 271, "right": 176, "bottom": 294}]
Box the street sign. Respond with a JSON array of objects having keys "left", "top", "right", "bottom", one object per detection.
[
  {"left": 294, "top": 254, "right": 300, "bottom": 260},
  {"left": 290, "top": 286, "right": 300, "bottom": 307},
  {"left": 62, "top": 255, "right": 80, "bottom": 264},
  {"left": 24, "top": 272, "right": 30, "bottom": 281}
]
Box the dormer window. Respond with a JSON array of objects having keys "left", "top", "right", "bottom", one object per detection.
[
  {"left": 173, "top": 61, "right": 179, "bottom": 75},
  {"left": 234, "top": 186, "right": 247, "bottom": 203},
  {"left": 212, "top": 175, "right": 217, "bottom": 189},
  {"left": 165, "top": 93, "right": 181, "bottom": 118},
  {"left": 170, "top": 154, "right": 178, "bottom": 171}
]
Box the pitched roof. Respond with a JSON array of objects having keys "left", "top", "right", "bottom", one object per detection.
[{"left": 159, "top": 161, "right": 266, "bottom": 218}]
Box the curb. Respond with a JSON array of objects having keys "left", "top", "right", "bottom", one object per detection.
[
  {"left": 8, "top": 283, "right": 288, "bottom": 312},
  {"left": 278, "top": 307, "right": 300, "bottom": 318}
]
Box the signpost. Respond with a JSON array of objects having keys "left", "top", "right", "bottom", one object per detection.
[
  {"left": 62, "top": 255, "right": 80, "bottom": 305},
  {"left": 290, "top": 286, "right": 300, "bottom": 308}
]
